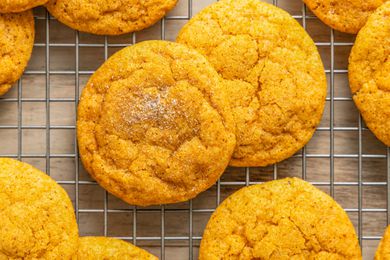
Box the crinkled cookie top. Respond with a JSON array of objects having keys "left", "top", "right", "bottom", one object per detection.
[
  {"left": 77, "top": 40, "right": 236, "bottom": 206},
  {"left": 0, "top": 158, "right": 79, "bottom": 259},
  {"left": 177, "top": 0, "right": 327, "bottom": 167},
  {"left": 45, "top": 0, "right": 178, "bottom": 35},
  {"left": 0, "top": 0, "right": 48, "bottom": 13},
  {"left": 304, "top": 0, "right": 387, "bottom": 34},
  {"left": 0, "top": 11, "right": 34, "bottom": 96},
  {"left": 77, "top": 237, "right": 157, "bottom": 260},
  {"left": 200, "top": 178, "right": 362, "bottom": 259},
  {"left": 349, "top": 1, "right": 390, "bottom": 146}
]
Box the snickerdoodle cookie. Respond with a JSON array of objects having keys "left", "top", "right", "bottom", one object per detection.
[
  {"left": 349, "top": 1, "right": 390, "bottom": 146},
  {"left": 200, "top": 178, "right": 362, "bottom": 259},
  {"left": 0, "top": 11, "right": 34, "bottom": 96},
  {"left": 177, "top": 0, "right": 327, "bottom": 167},
  {"left": 304, "top": 0, "right": 387, "bottom": 34},
  {"left": 376, "top": 225, "right": 390, "bottom": 259},
  {"left": 77, "top": 40, "right": 236, "bottom": 206},
  {"left": 77, "top": 237, "right": 157, "bottom": 260},
  {"left": 0, "top": 0, "right": 48, "bottom": 13},
  {"left": 0, "top": 158, "right": 78, "bottom": 259},
  {"left": 45, "top": 0, "right": 178, "bottom": 35}
]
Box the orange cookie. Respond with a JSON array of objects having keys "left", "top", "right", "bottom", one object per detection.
[
  {"left": 177, "top": 0, "right": 327, "bottom": 167},
  {"left": 77, "top": 237, "right": 157, "bottom": 260},
  {"left": 0, "top": 11, "right": 34, "bottom": 96},
  {"left": 77, "top": 40, "right": 236, "bottom": 206},
  {"left": 304, "top": 0, "right": 387, "bottom": 34},
  {"left": 348, "top": 1, "right": 390, "bottom": 146},
  {"left": 0, "top": 158, "right": 79, "bottom": 259},
  {"left": 376, "top": 225, "right": 390, "bottom": 259},
  {"left": 46, "top": 0, "right": 178, "bottom": 35},
  {"left": 0, "top": 0, "right": 48, "bottom": 13},
  {"left": 200, "top": 178, "right": 362, "bottom": 259}
]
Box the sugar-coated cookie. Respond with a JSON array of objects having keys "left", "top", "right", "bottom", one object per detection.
[
  {"left": 0, "top": 11, "right": 34, "bottom": 96},
  {"left": 0, "top": 0, "right": 48, "bottom": 13},
  {"left": 348, "top": 1, "right": 390, "bottom": 146},
  {"left": 45, "top": 0, "right": 178, "bottom": 35},
  {"left": 76, "top": 237, "right": 157, "bottom": 260},
  {"left": 77, "top": 40, "right": 236, "bottom": 206},
  {"left": 200, "top": 178, "right": 362, "bottom": 259},
  {"left": 304, "top": 0, "right": 387, "bottom": 34},
  {"left": 376, "top": 225, "right": 390, "bottom": 259},
  {"left": 177, "top": 0, "right": 327, "bottom": 167},
  {"left": 0, "top": 158, "right": 79, "bottom": 259}
]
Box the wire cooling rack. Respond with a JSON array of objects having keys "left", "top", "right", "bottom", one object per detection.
[{"left": 0, "top": 0, "right": 389, "bottom": 259}]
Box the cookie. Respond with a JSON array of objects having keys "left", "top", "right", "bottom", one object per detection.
[
  {"left": 0, "top": 158, "right": 78, "bottom": 259},
  {"left": 177, "top": 0, "right": 327, "bottom": 167},
  {"left": 348, "top": 1, "right": 390, "bottom": 146},
  {"left": 0, "top": 0, "right": 48, "bottom": 13},
  {"left": 77, "top": 237, "right": 157, "bottom": 259},
  {"left": 200, "top": 177, "right": 362, "bottom": 259},
  {"left": 45, "top": 0, "right": 177, "bottom": 35},
  {"left": 0, "top": 11, "right": 34, "bottom": 96},
  {"left": 77, "top": 40, "right": 236, "bottom": 206},
  {"left": 376, "top": 225, "right": 390, "bottom": 260},
  {"left": 304, "top": 0, "right": 387, "bottom": 34}
]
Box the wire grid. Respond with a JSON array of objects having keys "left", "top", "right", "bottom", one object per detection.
[{"left": 0, "top": 0, "right": 389, "bottom": 259}]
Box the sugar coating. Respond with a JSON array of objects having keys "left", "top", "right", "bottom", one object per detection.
[
  {"left": 0, "top": 11, "right": 34, "bottom": 96},
  {"left": 45, "top": 0, "right": 177, "bottom": 35},
  {"left": 77, "top": 40, "right": 236, "bottom": 206},
  {"left": 304, "top": 0, "right": 387, "bottom": 34},
  {"left": 77, "top": 237, "right": 157, "bottom": 260},
  {"left": 0, "top": 0, "right": 48, "bottom": 13},
  {"left": 349, "top": 2, "right": 390, "bottom": 146},
  {"left": 376, "top": 225, "right": 390, "bottom": 259},
  {"left": 177, "top": 0, "right": 327, "bottom": 167},
  {"left": 0, "top": 158, "right": 78, "bottom": 259},
  {"left": 200, "top": 178, "right": 362, "bottom": 259}
]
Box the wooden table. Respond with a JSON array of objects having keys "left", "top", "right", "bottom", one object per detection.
[{"left": 0, "top": 0, "right": 388, "bottom": 259}]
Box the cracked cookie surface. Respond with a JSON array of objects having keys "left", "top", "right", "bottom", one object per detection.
[
  {"left": 45, "top": 0, "right": 178, "bottom": 35},
  {"left": 177, "top": 0, "right": 327, "bottom": 167},
  {"left": 77, "top": 237, "right": 157, "bottom": 260},
  {"left": 0, "top": 0, "right": 48, "bottom": 13},
  {"left": 348, "top": 1, "right": 390, "bottom": 146},
  {"left": 304, "top": 0, "right": 387, "bottom": 34},
  {"left": 0, "top": 158, "right": 78, "bottom": 259},
  {"left": 0, "top": 11, "right": 34, "bottom": 96},
  {"left": 376, "top": 225, "right": 390, "bottom": 259},
  {"left": 200, "top": 177, "right": 362, "bottom": 260},
  {"left": 77, "top": 40, "right": 236, "bottom": 206}
]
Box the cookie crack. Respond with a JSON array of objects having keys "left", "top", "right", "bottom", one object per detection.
[
  {"left": 79, "top": 45, "right": 232, "bottom": 196},
  {"left": 205, "top": 6, "right": 324, "bottom": 140}
]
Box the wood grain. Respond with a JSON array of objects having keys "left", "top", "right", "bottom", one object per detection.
[{"left": 0, "top": 1, "right": 388, "bottom": 259}]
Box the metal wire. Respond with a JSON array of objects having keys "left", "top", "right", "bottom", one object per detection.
[
  {"left": 0, "top": 0, "right": 389, "bottom": 259},
  {"left": 75, "top": 30, "right": 80, "bottom": 222}
]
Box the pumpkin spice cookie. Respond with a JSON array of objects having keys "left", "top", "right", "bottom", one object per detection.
[
  {"left": 77, "top": 40, "right": 236, "bottom": 206},
  {"left": 77, "top": 237, "right": 157, "bottom": 260},
  {"left": 200, "top": 178, "right": 362, "bottom": 259},
  {"left": 45, "top": 0, "right": 178, "bottom": 35},
  {"left": 304, "top": 0, "right": 387, "bottom": 34},
  {"left": 0, "top": 158, "right": 78, "bottom": 259},
  {"left": 376, "top": 225, "right": 390, "bottom": 260},
  {"left": 348, "top": 1, "right": 390, "bottom": 146},
  {"left": 177, "top": 0, "right": 327, "bottom": 167},
  {"left": 0, "top": 11, "right": 34, "bottom": 96},
  {"left": 0, "top": 0, "right": 48, "bottom": 13}
]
